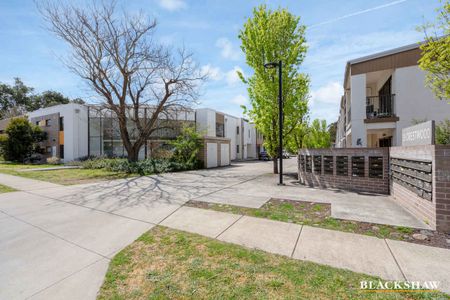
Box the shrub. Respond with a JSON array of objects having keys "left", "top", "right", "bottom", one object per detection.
[
  {"left": 80, "top": 156, "right": 201, "bottom": 175},
  {"left": 169, "top": 125, "right": 202, "bottom": 167},
  {"left": 436, "top": 119, "right": 450, "bottom": 145},
  {"left": 0, "top": 117, "right": 46, "bottom": 162}
]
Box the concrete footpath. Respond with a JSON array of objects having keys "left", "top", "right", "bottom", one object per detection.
[
  {"left": 0, "top": 161, "right": 447, "bottom": 299},
  {"left": 161, "top": 206, "right": 450, "bottom": 294}
]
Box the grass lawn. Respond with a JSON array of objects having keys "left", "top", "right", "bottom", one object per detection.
[
  {"left": 185, "top": 199, "right": 450, "bottom": 249},
  {"left": 98, "top": 226, "right": 444, "bottom": 299},
  {"left": 0, "top": 184, "right": 16, "bottom": 193},
  {"left": 0, "top": 163, "right": 135, "bottom": 185}
]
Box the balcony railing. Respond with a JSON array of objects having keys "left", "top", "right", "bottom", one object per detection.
[{"left": 366, "top": 94, "right": 395, "bottom": 119}]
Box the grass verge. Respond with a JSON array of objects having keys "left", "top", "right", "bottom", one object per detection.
[
  {"left": 0, "top": 184, "right": 16, "bottom": 193},
  {"left": 186, "top": 199, "right": 450, "bottom": 249},
  {"left": 98, "top": 226, "right": 444, "bottom": 299},
  {"left": 0, "top": 163, "right": 134, "bottom": 185}
]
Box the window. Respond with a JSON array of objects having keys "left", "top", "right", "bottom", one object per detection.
[
  {"left": 236, "top": 145, "right": 239, "bottom": 153},
  {"left": 46, "top": 146, "right": 52, "bottom": 154},
  {"left": 59, "top": 117, "right": 64, "bottom": 131},
  {"left": 59, "top": 145, "right": 64, "bottom": 159},
  {"left": 45, "top": 119, "right": 52, "bottom": 126},
  {"left": 35, "top": 121, "right": 39, "bottom": 126},
  {"left": 216, "top": 123, "right": 224, "bottom": 137},
  {"left": 236, "top": 126, "right": 239, "bottom": 135},
  {"left": 248, "top": 129, "right": 250, "bottom": 137}
]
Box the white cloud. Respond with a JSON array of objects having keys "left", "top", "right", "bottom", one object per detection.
[
  {"left": 225, "top": 66, "right": 244, "bottom": 85},
  {"left": 157, "top": 0, "right": 187, "bottom": 11},
  {"left": 215, "top": 38, "right": 241, "bottom": 61},
  {"left": 230, "top": 94, "right": 248, "bottom": 106},
  {"left": 310, "top": 81, "right": 343, "bottom": 105},
  {"left": 201, "top": 64, "right": 223, "bottom": 81}
]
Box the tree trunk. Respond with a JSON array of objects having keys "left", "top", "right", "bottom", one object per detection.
[
  {"left": 126, "top": 145, "right": 141, "bottom": 162},
  {"left": 273, "top": 157, "right": 278, "bottom": 174}
]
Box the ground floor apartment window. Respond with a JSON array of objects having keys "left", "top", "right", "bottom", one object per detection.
[{"left": 87, "top": 106, "right": 195, "bottom": 159}]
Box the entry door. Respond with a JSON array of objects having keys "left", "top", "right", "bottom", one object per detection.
[{"left": 379, "top": 137, "right": 392, "bottom": 147}]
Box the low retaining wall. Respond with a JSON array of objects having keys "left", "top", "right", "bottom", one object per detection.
[
  {"left": 298, "top": 148, "right": 389, "bottom": 194},
  {"left": 298, "top": 145, "right": 450, "bottom": 232}
]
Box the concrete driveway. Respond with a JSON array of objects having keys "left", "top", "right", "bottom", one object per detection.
[{"left": 0, "top": 159, "right": 427, "bottom": 299}]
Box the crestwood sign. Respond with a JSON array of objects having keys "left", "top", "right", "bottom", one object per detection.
[{"left": 402, "top": 121, "right": 435, "bottom": 146}]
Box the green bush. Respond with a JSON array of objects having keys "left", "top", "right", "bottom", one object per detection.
[
  {"left": 169, "top": 125, "right": 202, "bottom": 167},
  {"left": 0, "top": 117, "right": 46, "bottom": 162},
  {"left": 436, "top": 119, "right": 450, "bottom": 145},
  {"left": 80, "top": 157, "right": 200, "bottom": 175}
]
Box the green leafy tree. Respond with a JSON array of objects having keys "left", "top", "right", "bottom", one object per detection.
[
  {"left": 169, "top": 125, "right": 202, "bottom": 168},
  {"left": 328, "top": 121, "right": 337, "bottom": 145},
  {"left": 29, "top": 90, "right": 71, "bottom": 110},
  {"left": 0, "top": 78, "right": 34, "bottom": 118},
  {"left": 239, "top": 5, "right": 309, "bottom": 173},
  {"left": 0, "top": 117, "right": 46, "bottom": 162},
  {"left": 304, "top": 119, "right": 331, "bottom": 149},
  {"left": 436, "top": 119, "right": 450, "bottom": 144},
  {"left": 418, "top": 0, "right": 450, "bottom": 100},
  {"left": 0, "top": 78, "right": 78, "bottom": 118},
  {"left": 286, "top": 114, "right": 309, "bottom": 153}
]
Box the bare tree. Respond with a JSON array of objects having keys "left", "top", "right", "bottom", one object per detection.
[{"left": 37, "top": 1, "right": 205, "bottom": 161}]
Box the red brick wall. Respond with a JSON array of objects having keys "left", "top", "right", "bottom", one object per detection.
[
  {"left": 298, "top": 148, "right": 389, "bottom": 194},
  {"left": 434, "top": 146, "right": 450, "bottom": 232},
  {"left": 298, "top": 145, "right": 450, "bottom": 232}
]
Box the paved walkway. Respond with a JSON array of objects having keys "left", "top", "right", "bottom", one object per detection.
[
  {"left": 0, "top": 160, "right": 443, "bottom": 299},
  {"left": 161, "top": 206, "right": 450, "bottom": 294},
  {"left": 0, "top": 173, "right": 61, "bottom": 191}
]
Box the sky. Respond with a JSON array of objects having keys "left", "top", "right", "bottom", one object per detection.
[{"left": 0, "top": 0, "right": 442, "bottom": 123}]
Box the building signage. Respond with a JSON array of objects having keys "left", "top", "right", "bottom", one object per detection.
[{"left": 401, "top": 121, "right": 435, "bottom": 146}]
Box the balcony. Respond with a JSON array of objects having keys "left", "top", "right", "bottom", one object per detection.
[{"left": 365, "top": 94, "right": 398, "bottom": 123}]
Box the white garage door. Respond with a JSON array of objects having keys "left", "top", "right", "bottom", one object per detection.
[
  {"left": 220, "top": 144, "right": 230, "bottom": 166},
  {"left": 206, "top": 143, "right": 218, "bottom": 168}
]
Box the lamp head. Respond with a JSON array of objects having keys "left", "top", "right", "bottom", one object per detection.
[{"left": 264, "top": 62, "right": 278, "bottom": 69}]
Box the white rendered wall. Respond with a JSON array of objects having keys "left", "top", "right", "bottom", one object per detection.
[
  {"left": 28, "top": 103, "right": 88, "bottom": 161},
  {"left": 350, "top": 74, "right": 367, "bottom": 147},
  {"left": 247, "top": 123, "right": 257, "bottom": 158},
  {"left": 393, "top": 65, "right": 450, "bottom": 145},
  {"left": 224, "top": 115, "right": 239, "bottom": 160}
]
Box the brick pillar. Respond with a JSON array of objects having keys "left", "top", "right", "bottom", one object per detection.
[{"left": 434, "top": 146, "right": 450, "bottom": 232}]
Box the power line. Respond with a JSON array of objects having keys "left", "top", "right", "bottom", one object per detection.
[{"left": 309, "top": 0, "right": 408, "bottom": 29}]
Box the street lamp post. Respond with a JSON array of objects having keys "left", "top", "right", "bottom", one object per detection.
[{"left": 264, "top": 60, "right": 284, "bottom": 185}]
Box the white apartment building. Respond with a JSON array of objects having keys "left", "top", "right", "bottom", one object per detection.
[
  {"left": 195, "top": 108, "right": 262, "bottom": 160},
  {"left": 28, "top": 103, "right": 89, "bottom": 161},
  {"left": 336, "top": 43, "right": 450, "bottom": 148},
  {"left": 1, "top": 104, "right": 262, "bottom": 163}
]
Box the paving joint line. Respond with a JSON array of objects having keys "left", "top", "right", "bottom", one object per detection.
[
  {"left": 25, "top": 257, "right": 108, "bottom": 300},
  {"left": 25, "top": 190, "right": 158, "bottom": 226},
  {"left": 156, "top": 204, "right": 185, "bottom": 225},
  {"left": 384, "top": 239, "right": 408, "bottom": 281},
  {"left": 0, "top": 209, "right": 110, "bottom": 260},
  {"left": 290, "top": 225, "right": 303, "bottom": 258},
  {"left": 215, "top": 215, "right": 245, "bottom": 239},
  {"left": 191, "top": 174, "right": 265, "bottom": 200}
]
